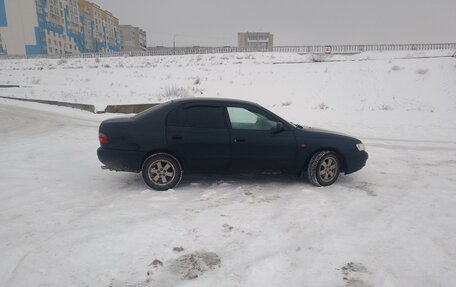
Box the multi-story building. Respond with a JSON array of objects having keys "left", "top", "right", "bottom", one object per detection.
[
  {"left": 0, "top": 0, "right": 120, "bottom": 56},
  {"left": 119, "top": 25, "right": 147, "bottom": 52},
  {"left": 86, "top": 2, "right": 120, "bottom": 53},
  {"left": 238, "top": 32, "right": 274, "bottom": 50}
]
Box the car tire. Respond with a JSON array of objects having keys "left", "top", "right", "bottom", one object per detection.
[
  {"left": 142, "top": 153, "right": 183, "bottom": 191},
  {"left": 307, "top": 151, "right": 341, "bottom": 187}
]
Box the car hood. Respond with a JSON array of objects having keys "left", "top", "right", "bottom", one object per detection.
[
  {"left": 301, "top": 126, "right": 349, "bottom": 136},
  {"left": 295, "top": 125, "right": 359, "bottom": 141}
]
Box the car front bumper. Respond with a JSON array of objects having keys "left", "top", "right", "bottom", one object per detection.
[{"left": 344, "top": 151, "right": 368, "bottom": 174}]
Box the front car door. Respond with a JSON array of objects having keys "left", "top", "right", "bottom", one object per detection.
[
  {"left": 225, "top": 104, "right": 298, "bottom": 171},
  {"left": 166, "top": 103, "right": 230, "bottom": 171}
]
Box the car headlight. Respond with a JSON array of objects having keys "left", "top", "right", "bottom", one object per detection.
[{"left": 356, "top": 143, "right": 365, "bottom": 151}]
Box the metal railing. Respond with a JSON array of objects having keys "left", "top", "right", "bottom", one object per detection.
[{"left": 1, "top": 43, "right": 455, "bottom": 60}]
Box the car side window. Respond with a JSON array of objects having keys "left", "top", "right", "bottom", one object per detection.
[
  {"left": 227, "top": 107, "right": 277, "bottom": 130},
  {"left": 167, "top": 105, "right": 225, "bottom": 129}
]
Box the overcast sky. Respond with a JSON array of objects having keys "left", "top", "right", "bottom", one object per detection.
[{"left": 90, "top": 0, "right": 456, "bottom": 47}]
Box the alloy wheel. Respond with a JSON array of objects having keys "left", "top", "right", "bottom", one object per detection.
[
  {"left": 148, "top": 159, "right": 176, "bottom": 186},
  {"left": 318, "top": 156, "right": 338, "bottom": 183}
]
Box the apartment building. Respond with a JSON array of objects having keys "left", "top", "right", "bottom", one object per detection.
[
  {"left": 87, "top": 2, "right": 120, "bottom": 53},
  {"left": 119, "top": 25, "right": 147, "bottom": 52},
  {"left": 238, "top": 32, "right": 274, "bottom": 50},
  {"left": 0, "top": 0, "right": 120, "bottom": 56}
]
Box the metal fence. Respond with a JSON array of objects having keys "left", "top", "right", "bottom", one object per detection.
[{"left": 1, "top": 43, "right": 455, "bottom": 60}]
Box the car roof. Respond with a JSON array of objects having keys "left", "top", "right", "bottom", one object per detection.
[{"left": 169, "top": 97, "right": 260, "bottom": 106}]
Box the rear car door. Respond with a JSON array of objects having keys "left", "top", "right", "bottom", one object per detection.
[
  {"left": 166, "top": 103, "right": 230, "bottom": 171},
  {"left": 226, "top": 105, "right": 298, "bottom": 171}
]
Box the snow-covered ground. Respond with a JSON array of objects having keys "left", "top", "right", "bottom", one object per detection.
[{"left": 0, "top": 51, "right": 456, "bottom": 287}]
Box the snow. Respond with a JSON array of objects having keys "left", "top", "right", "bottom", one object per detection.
[
  {"left": 0, "top": 50, "right": 456, "bottom": 286},
  {"left": 1, "top": 50, "right": 455, "bottom": 142}
]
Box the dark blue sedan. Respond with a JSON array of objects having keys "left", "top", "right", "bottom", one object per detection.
[{"left": 97, "top": 98, "right": 368, "bottom": 190}]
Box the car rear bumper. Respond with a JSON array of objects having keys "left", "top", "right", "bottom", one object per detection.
[
  {"left": 344, "top": 151, "right": 368, "bottom": 174},
  {"left": 97, "top": 147, "right": 145, "bottom": 173}
]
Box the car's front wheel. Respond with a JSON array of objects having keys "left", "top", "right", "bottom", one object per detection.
[
  {"left": 307, "top": 151, "right": 341, "bottom": 187},
  {"left": 142, "top": 153, "right": 183, "bottom": 191}
]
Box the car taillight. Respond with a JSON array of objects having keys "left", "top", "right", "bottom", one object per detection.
[{"left": 99, "top": 132, "right": 108, "bottom": 144}]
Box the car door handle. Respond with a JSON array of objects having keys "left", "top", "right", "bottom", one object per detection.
[
  {"left": 234, "top": 137, "right": 245, "bottom": 143},
  {"left": 171, "top": 135, "right": 183, "bottom": 140}
]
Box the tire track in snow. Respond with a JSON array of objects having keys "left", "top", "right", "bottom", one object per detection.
[
  {"left": 365, "top": 142, "right": 456, "bottom": 151},
  {"left": 363, "top": 137, "right": 456, "bottom": 151},
  {"left": 364, "top": 137, "right": 456, "bottom": 145}
]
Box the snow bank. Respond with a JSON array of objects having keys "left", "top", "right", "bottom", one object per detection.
[{"left": 1, "top": 50, "right": 455, "bottom": 141}]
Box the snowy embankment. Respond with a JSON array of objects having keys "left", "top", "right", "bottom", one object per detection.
[
  {"left": 1, "top": 50, "right": 455, "bottom": 142},
  {"left": 0, "top": 51, "right": 456, "bottom": 287}
]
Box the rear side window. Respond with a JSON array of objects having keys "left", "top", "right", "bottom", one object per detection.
[{"left": 167, "top": 105, "right": 225, "bottom": 129}]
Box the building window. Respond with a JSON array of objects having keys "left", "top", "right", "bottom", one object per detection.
[{"left": 247, "top": 36, "right": 269, "bottom": 43}]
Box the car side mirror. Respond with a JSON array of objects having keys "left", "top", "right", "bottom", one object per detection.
[{"left": 271, "top": 122, "right": 285, "bottom": 134}]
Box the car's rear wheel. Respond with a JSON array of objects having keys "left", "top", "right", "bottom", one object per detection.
[
  {"left": 307, "top": 151, "right": 340, "bottom": 187},
  {"left": 142, "top": 153, "right": 182, "bottom": 191}
]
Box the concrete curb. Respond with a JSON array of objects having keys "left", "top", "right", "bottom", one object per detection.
[
  {"left": 0, "top": 85, "right": 20, "bottom": 88},
  {"left": 0, "top": 96, "right": 158, "bottom": 114},
  {"left": 104, "top": 103, "right": 158, "bottom": 114},
  {"left": 0, "top": 96, "right": 96, "bottom": 113}
]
